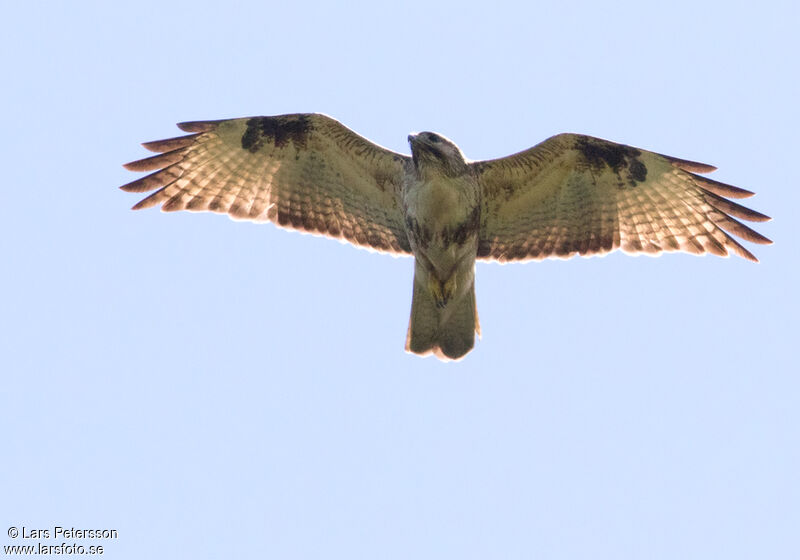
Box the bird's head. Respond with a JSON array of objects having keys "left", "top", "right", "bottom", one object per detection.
[{"left": 408, "top": 132, "right": 468, "bottom": 177}]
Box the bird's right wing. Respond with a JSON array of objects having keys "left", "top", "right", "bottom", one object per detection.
[{"left": 121, "top": 113, "right": 414, "bottom": 255}]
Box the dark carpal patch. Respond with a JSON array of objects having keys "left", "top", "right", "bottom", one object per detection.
[
  {"left": 241, "top": 115, "right": 312, "bottom": 153},
  {"left": 575, "top": 137, "right": 648, "bottom": 186},
  {"left": 628, "top": 158, "right": 647, "bottom": 183}
]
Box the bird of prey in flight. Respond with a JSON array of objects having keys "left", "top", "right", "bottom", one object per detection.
[{"left": 120, "top": 114, "right": 771, "bottom": 361}]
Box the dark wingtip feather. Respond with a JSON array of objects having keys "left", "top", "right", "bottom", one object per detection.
[
  {"left": 726, "top": 236, "right": 760, "bottom": 262},
  {"left": 119, "top": 175, "right": 156, "bottom": 193},
  {"left": 122, "top": 161, "right": 144, "bottom": 172},
  {"left": 703, "top": 191, "right": 772, "bottom": 223},
  {"left": 739, "top": 248, "right": 760, "bottom": 263},
  {"left": 710, "top": 212, "right": 773, "bottom": 245},
  {"left": 142, "top": 133, "right": 200, "bottom": 153},
  {"left": 131, "top": 190, "right": 165, "bottom": 210},
  {"left": 662, "top": 154, "right": 717, "bottom": 173},
  {"left": 177, "top": 120, "right": 220, "bottom": 133},
  {"left": 119, "top": 168, "right": 175, "bottom": 193},
  {"left": 692, "top": 174, "right": 756, "bottom": 199},
  {"left": 131, "top": 200, "right": 150, "bottom": 210},
  {"left": 123, "top": 149, "right": 186, "bottom": 172}
]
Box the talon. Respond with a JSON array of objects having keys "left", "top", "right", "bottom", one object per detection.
[
  {"left": 428, "top": 276, "right": 456, "bottom": 308},
  {"left": 428, "top": 278, "right": 446, "bottom": 307},
  {"left": 444, "top": 276, "right": 457, "bottom": 299}
]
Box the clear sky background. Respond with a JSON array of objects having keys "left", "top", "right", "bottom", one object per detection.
[{"left": 2, "top": 1, "right": 798, "bottom": 558}]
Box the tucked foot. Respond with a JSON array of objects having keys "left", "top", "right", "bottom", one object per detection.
[{"left": 428, "top": 276, "right": 458, "bottom": 308}]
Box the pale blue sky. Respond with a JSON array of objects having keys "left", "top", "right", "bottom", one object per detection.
[{"left": 2, "top": 1, "right": 798, "bottom": 558}]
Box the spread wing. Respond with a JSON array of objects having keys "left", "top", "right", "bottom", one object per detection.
[
  {"left": 472, "top": 133, "right": 771, "bottom": 262},
  {"left": 121, "top": 113, "right": 413, "bottom": 255}
]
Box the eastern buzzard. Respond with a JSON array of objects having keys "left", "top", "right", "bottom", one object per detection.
[{"left": 121, "top": 114, "right": 771, "bottom": 361}]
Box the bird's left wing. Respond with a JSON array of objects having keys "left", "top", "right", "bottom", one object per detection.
[
  {"left": 471, "top": 133, "right": 771, "bottom": 262},
  {"left": 121, "top": 114, "right": 413, "bottom": 255}
]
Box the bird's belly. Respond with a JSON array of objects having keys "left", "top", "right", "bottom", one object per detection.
[{"left": 405, "top": 176, "right": 480, "bottom": 278}]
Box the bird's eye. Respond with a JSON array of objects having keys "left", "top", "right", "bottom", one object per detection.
[{"left": 429, "top": 135, "right": 440, "bottom": 143}]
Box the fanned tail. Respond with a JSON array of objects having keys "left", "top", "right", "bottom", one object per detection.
[{"left": 405, "top": 273, "right": 479, "bottom": 361}]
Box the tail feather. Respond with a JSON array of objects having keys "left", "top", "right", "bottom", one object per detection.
[{"left": 405, "top": 275, "right": 479, "bottom": 361}]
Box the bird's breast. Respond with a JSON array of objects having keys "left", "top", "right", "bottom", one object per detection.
[{"left": 405, "top": 176, "right": 478, "bottom": 229}]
